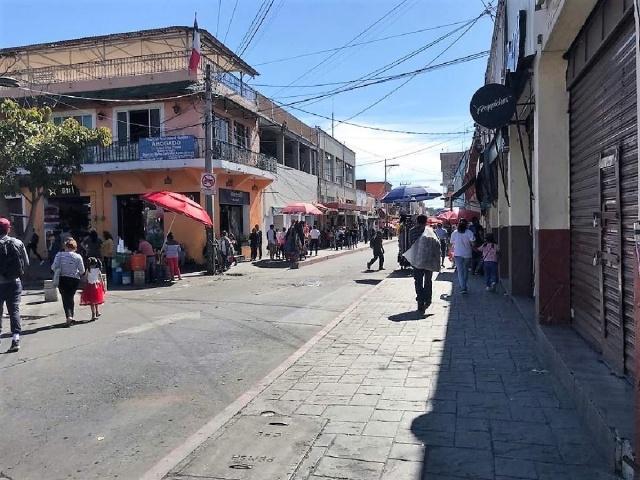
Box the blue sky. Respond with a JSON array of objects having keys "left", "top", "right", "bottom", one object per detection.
[{"left": 0, "top": 0, "right": 494, "bottom": 198}]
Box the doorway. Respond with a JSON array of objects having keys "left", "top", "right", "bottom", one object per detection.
[
  {"left": 117, "top": 195, "right": 145, "bottom": 251},
  {"left": 220, "top": 204, "right": 244, "bottom": 241}
]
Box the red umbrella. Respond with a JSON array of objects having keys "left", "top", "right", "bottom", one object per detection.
[
  {"left": 437, "top": 209, "right": 479, "bottom": 223},
  {"left": 142, "top": 191, "right": 213, "bottom": 227},
  {"left": 427, "top": 216, "right": 440, "bottom": 225},
  {"left": 281, "top": 202, "right": 323, "bottom": 215}
]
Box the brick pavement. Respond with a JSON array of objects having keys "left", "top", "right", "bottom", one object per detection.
[{"left": 175, "top": 268, "right": 620, "bottom": 480}]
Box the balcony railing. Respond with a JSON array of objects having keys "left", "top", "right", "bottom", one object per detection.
[
  {"left": 82, "top": 138, "right": 277, "bottom": 173},
  {"left": 8, "top": 51, "right": 258, "bottom": 104}
]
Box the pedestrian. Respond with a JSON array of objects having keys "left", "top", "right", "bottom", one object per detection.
[
  {"left": 138, "top": 236, "right": 156, "bottom": 283},
  {"left": 366, "top": 230, "right": 385, "bottom": 270},
  {"left": 478, "top": 233, "right": 499, "bottom": 291},
  {"left": 450, "top": 219, "right": 475, "bottom": 294},
  {"left": 276, "top": 228, "right": 285, "bottom": 259},
  {"left": 309, "top": 224, "right": 321, "bottom": 256},
  {"left": 26, "top": 231, "right": 43, "bottom": 264},
  {"left": 219, "top": 231, "right": 233, "bottom": 270},
  {"left": 284, "top": 226, "right": 301, "bottom": 267},
  {"left": 404, "top": 215, "right": 441, "bottom": 314},
  {"left": 255, "top": 224, "right": 263, "bottom": 260},
  {"left": 0, "top": 217, "right": 28, "bottom": 352},
  {"left": 434, "top": 223, "right": 449, "bottom": 267},
  {"left": 469, "top": 216, "right": 485, "bottom": 275},
  {"left": 82, "top": 230, "right": 102, "bottom": 264},
  {"left": 52, "top": 238, "right": 85, "bottom": 326},
  {"left": 266, "top": 224, "right": 277, "bottom": 260},
  {"left": 101, "top": 231, "right": 114, "bottom": 281},
  {"left": 165, "top": 233, "right": 182, "bottom": 281},
  {"left": 249, "top": 227, "right": 259, "bottom": 261},
  {"left": 80, "top": 257, "right": 105, "bottom": 321}
]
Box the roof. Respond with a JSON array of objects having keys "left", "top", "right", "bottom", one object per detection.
[{"left": 0, "top": 26, "right": 259, "bottom": 77}]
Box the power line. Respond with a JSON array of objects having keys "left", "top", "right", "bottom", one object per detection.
[
  {"left": 17, "top": 86, "right": 199, "bottom": 103},
  {"left": 223, "top": 0, "right": 239, "bottom": 43},
  {"left": 236, "top": 1, "right": 269, "bottom": 54},
  {"left": 237, "top": 0, "right": 276, "bottom": 57},
  {"left": 250, "top": 18, "right": 475, "bottom": 67},
  {"left": 216, "top": 0, "right": 222, "bottom": 36},
  {"left": 270, "top": 0, "right": 412, "bottom": 97}
]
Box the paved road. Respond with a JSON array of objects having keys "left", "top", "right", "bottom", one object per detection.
[{"left": 0, "top": 244, "right": 397, "bottom": 480}]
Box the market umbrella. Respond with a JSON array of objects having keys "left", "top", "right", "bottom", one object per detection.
[
  {"left": 380, "top": 185, "right": 441, "bottom": 203},
  {"left": 281, "top": 202, "right": 323, "bottom": 215},
  {"left": 142, "top": 191, "right": 213, "bottom": 226},
  {"left": 427, "top": 216, "right": 440, "bottom": 225},
  {"left": 437, "top": 208, "right": 478, "bottom": 223}
]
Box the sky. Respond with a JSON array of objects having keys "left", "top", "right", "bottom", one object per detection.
[{"left": 0, "top": 0, "right": 495, "bottom": 206}]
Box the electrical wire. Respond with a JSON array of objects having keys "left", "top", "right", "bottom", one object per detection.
[
  {"left": 237, "top": 0, "right": 276, "bottom": 58},
  {"left": 17, "top": 86, "right": 200, "bottom": 103},
  {"left": 236, "top": 1, "right": 270, "bottom": 54},
  {"left": 216, "top": 0, "right": 222, "bottom": 36},
  {"left": 250, "top": 17, "right": 476, "bottom": 68},
  {"left": 223, "top": 0, "right": 239, "bottom": 43}
]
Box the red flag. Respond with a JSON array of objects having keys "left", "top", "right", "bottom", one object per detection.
[{"left": 189, "top": 18, "right": 201, "bottom": 74}]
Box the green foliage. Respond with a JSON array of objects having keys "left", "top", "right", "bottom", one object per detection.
[
  {"left": 0, "top": 99, "right": 111, "bottom": 196},
  {"left": 0, "top": 99, "right": 111, "bottom": 239}
]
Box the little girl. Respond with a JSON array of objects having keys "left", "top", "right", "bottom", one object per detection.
[
  {"left": 80, "top": 257, "right": 105, "bottom": 320},
  {"left": 478, "top": 233, "right": 499, "bottom": 291}
]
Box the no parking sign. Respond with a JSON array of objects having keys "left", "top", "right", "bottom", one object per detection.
[{"left": 201, "top": 173, "right": 216, "bottom": 196}]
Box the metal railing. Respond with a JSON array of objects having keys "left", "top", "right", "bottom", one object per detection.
[
  {"left": 8, "top": 52, "right": 258, "bottom": 104},
  {"left": 82, "top": 137, "right": 277, "bottom": 173}
]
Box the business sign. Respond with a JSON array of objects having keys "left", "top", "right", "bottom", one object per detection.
[
  {"left": 219, "top": 188, "right": 250, "bottom": 205},
  {"left": 470, "top": 83, "right": 516, "bottom": 129},
  {"left": 201, "top": 173, "right": 217, "bottom": 196},
  {"left": 139, "top": 135, "right": 198, "bottom": 161}
]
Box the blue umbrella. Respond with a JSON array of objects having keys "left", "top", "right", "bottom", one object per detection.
[{"left": 380, "top": 185, "right": 441, "bottom": 203}]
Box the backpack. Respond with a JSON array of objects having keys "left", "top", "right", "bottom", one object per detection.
[
  {"left": 369, "top": 237, "right": 375, "bottom": 249},
  {"left": 0, "top": 237, "right": 25, "bottom": 280}
]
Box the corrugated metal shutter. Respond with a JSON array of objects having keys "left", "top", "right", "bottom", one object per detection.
[{"left": 569, "top": 16, "right": 637, "bottom": 376}]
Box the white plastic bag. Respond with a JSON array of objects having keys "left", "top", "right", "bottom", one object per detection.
[{"left": 403, "top": 228, "right": 441, "bottom": 272}]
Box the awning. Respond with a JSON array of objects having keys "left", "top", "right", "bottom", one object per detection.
[
  {"left": 450, "top": 177, "right": 476, "bottom": 201},
  {"left": 325, "top": 202, "right": 361, "bottom": 212}
]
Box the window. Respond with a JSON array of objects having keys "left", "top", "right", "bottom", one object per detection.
[
  {"left": 53, "top": 114, "right": 93, "bottom": 129},
  {"left": 345, "top": 164, "right": 354, "bottom": 187},
  {"left": 115, "top": 107, "right": 161, "bottom": 144},
  {"left": 234, "top": 122, "right": 250, "bottom": 149},
  {"left": 215, "top": 117, "right": 230, "bottom": 143},
  {"left": 335, "top": 158, "right": 344, "bottom": 185},
  {"left": 324, "top": 153, "right": 334, "bottom": 181}
]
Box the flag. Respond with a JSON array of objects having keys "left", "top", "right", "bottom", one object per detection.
[{"left": 189, "top": 18, "right": 201, "bottom": 74}]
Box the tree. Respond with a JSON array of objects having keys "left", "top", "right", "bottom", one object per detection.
[{"left": 0, "top": 99, "right": 111, "bottom": 241}]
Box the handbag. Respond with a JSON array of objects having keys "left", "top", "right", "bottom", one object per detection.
[{"left": 52, "top": 268, "right": 61, "bottom": 287}]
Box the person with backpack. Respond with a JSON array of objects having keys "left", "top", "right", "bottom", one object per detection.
[
  {"left": 0, "top": 217, "right": 29, "bottom": 352},
  {"left": 366, "top": 230, "right": 385, "bottom": 271}
]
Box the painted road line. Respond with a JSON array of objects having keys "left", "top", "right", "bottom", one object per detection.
[
  {"left": 117, "top": 312, "right": 200, "bottom": 335},
  {"left": 139, "top": 279, "right": 388, "bottom": 480}
]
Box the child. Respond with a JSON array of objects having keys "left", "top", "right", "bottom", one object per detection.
[
  {"left": 478, "top": 233, "right": 499, "bottom": 291},
  {"left": 80, "top": 257, "right": 105, "bottom": 320}
]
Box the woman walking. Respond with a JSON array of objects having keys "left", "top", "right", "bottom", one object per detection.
[
  {"left": 52, "top": 238, "right": 85, "bottom": 326},
  {"left": 478, "top": 233, "right": 499, "bottom": 292},
  {"left": 165, "top": 233, "right": 182, "bottom": 281},
  {"left": 101, "top": 231, "right": 114, "bottom": 281},
  {"left": 450, "top": 219, "right": 475, "bottom": 294},
  {"left": 80, "top": 257, "right": 105, "bottom": 320}
]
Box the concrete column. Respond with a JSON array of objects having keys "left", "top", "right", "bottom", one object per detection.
[
  {"left": 303, "top": 147, "right": 312, "bottom": 174},
  {"left": 533, "top": 51, "right": 571, "bottom": 324},
  {"left": 276, "top": 133, "right": 285, "bottom": 165},
  {"left": 496, "top": 166, "right": 510, "bottom": 281},
  {"left": 294, "top": 141, "right": 301, "bottom": 171},
  {"left": 507, "top": 123, "right": 533, "bottom": 297}
]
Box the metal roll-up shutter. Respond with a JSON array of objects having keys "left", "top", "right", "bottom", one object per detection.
[{"left": 569, "top": 14, "right": 637, "bottom": 376}]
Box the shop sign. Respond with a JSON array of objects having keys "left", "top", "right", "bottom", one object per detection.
[
  {"left": 139, "top": 135, "right": 198, "bottom": 161},
  {"left": 219, "top": 188, "right": 250, "bottom": 205},
  {"left": 470, "top": 83, "right": 516, "bottom": 129},
  {"left": 47, "top": 179, "right": 79, "bottom": 198},
  {"left": 201, "top": 172, "right": 217, "bottom": 196}
]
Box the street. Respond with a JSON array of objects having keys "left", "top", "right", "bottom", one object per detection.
[{"left": 0, "top": 246, "right": 393, "bottom": 480}]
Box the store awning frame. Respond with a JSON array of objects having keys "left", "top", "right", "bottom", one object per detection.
[{"left": 449, "top": 177, "right": 476, "bottom": 202}]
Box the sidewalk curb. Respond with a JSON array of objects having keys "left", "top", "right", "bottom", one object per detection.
[
  {"left": 300, "top": 239, "right": 395, "bottom": 268},
  {"left": 140, "top": 276, "right": 390, "bottom": 480}
]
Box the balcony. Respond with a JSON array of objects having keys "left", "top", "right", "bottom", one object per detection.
[
  {"left": 7, "top": 52, "right": 258, "bottom": 104},
  {"left": 82, "top": 138, "right": 277, "bottom": 173}
]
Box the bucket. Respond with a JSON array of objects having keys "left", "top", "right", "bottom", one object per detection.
[
  {"left": 121, "top": 272, "right": 132, "bottom": 285},
  {"left": 130, "top": 254, "right": 146, "bottom": 272}
]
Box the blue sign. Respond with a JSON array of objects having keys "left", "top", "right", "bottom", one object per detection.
[{"left": 139, "top": 135, "right": 198, "bottom": 161}]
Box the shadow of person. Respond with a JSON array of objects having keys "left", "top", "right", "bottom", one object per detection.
[
  {"left": 0, "top": 321, "right": 69, "bottom": 338},
  {"left": 251, "top": 260, "right": 290, "bottom": 269},
  {"left": 388, "top": 311, "right": 433, "bottom": 322}
]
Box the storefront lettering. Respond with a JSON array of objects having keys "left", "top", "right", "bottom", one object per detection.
[
  {"left": 476, "top": 96, "right": 511, "bottom": 115},
  {"left": 139, "top": 135, "right": 198, "bottom": 161}
]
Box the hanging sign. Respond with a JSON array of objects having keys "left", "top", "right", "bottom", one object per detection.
[
  {"left": 139, "top": 135, "right": 198, "bottom": 161},
  {"left": 469, "top": 83, "right": 516, "bottom": 129},
  {"left": 201, "top": 172, "right": 217, "bottom": 196}
]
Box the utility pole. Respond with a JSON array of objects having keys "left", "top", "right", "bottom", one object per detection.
[
  {"left": 204, "top": 63, "right": 216, "bottom": 274},
  {"left": 384, "top": 158, "right": 399, "bottom": 232}
]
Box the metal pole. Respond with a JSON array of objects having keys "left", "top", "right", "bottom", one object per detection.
[
  {"left": 205, "top": 63, "right": 216, "bottom": 274},
  {"left": 384, "top": 158, "right": 388, "bottom": 232}
]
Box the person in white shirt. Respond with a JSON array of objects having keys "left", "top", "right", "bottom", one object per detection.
[
  {"left": 450, "top": 219, "right": 475, "bottom": 294},
  {"left": 266, "top": 224, "right": 277, "bottom": 260},
  {"left": 434, "top": 223, "right": 449, "bottom": 267},
  {"left": 164, "top": 233, "right": 182, "bottom": 281},
  {"left": 309, "top": 224, "right": 321, "bottom": 256},
  {"left": 52, "top": 238, "right": 85, "bottom": 325}
]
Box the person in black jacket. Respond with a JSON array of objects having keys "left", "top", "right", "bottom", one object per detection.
[{"left": 366, "top": 231, "right": 385, "bottom": 270}]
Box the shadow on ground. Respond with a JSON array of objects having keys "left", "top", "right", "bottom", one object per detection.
[{"left": 354, "top": 279, "right": 382, "bottom": 286}]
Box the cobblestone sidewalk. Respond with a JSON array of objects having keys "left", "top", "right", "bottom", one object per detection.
[{"left": 172, "top": 269, "right": 619, "bottom": 480}]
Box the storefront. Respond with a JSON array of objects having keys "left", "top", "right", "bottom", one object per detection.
[
  {"left": 219, "top": 188, "right": 250, "bottom": 241},
  {"left": 567, "top": 2, "right": 637, "bottom": 376}
]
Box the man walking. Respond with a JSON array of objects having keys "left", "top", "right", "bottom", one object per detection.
[
  {"left": 309, "top": 224, "right": 321, "bottom": 256},
  {"left": 255, "top": 224, "right": 263, "bottom": 260},
  {"left": 434, "top": 223, "right": 449, "bottom": 267},
  {"left": 0, "top": 218, "right": 29, "bottom": 352},
  {"left": 266, "top": 224, "right": 277, "bottom": 260},
  {"left": 405, "top": 215, "right": 441, "bottom": 315},
  {"left": 366, "top": 230, "right": 385, "bottom": 271}
]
